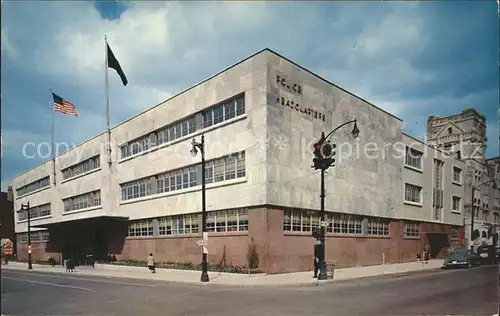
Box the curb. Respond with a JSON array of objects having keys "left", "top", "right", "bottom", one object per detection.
[{"left": 1, "top": 265, "right": 445, "bottom": 288}]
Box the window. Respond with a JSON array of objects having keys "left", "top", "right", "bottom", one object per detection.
[
  {"left": 62, "top": 156, "right": 100, "bottom": 180},
  {"left": 202, "top": 94, "right": 245, "bottom": 128},
  {"left": 405, "top": 183, "right": 422, "bottom": 204},
  {"left": 452, "top": 167, "right": 462, "bottom": 184},
  {"left": 205, "top": 208, "right": 248, "bottom": 233},
  {"left": 283, "top": 208, "right": 320, "bottom": 233},
  {"left": 333, "top": 214, "right": 363, "bottom": 235},
  {"left": 17, "top": 203, "right": 51, "bottom": 222},
  {"left": 16, "top": 177, "right": 50, "bottom": 197},
  {"left": 403, "top": 221, "right": 420, "bottom": 238},
  {"left": 452, "top": 196, "right": 461, "bottom": 213},
  {"left": 120, "top": 151, "right": 245, "bottom": 201},
  {"left": 120, "top": 94, "right": 245, "bottom": 159},
  {"left": 448, "top": 127, "right": 452, "bottom": 135},
  {"left": 450, "top": 227, "right": 459, "bottom": 240},
  {"left": 405, "top": 147, "right": 422, "bottom": 170},
  {"left": 367, "top": 217, "right": 390, "bottom": 236},
  {"left": 127, "top": 219, "right": 154, "bottom": 237},
  {"left": 63, "top": 190, "right": 101, "bottom": 212},
  {"left": 18, "top": 231, "right": 49, "bottom": 243},
  {"left": 121, "top": 178, "right": 152, "bottom": 201},
  {"left": 205, "top": 152, "right": 245, "bottom": 184}
]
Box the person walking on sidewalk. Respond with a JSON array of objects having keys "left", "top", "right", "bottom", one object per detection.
[
  {"left": 146, "top": 253, "right": 156, "bottom": 273},
  {"left": 423, "top": 244, "right": 430, "bottom": 264},
  {"left": 313, "top": 243, "right": 321, "bottom": 278}
]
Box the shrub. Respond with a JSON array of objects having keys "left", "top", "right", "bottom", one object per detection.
[{"left": 246, "top": 241, "right": 259, "bottom": 270}]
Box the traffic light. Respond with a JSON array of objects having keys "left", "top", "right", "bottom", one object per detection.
[
  {"left": 313, "top": 140, "right": 324, "bottom": 170},
  {"left": 312, "top": 228, "right": 321, "bottom": 241},
  {"left": 312, "top": 136, "right": 336, "bottom": 170},
  {"left": 324, "top": 143, "right": 336, "bottom": 168}
]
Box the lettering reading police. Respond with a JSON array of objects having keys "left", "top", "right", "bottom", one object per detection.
[
  {"left": 276, "top": 96, "right": 326, "bottom": 122},
  {"left": 276, "top": 75, "right": 302, "bottom": 95}
]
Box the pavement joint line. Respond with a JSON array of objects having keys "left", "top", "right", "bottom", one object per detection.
[
  {"left": 1, "top": 276, "right": 92, "bottom": 291},
  {"left": 1, "top": 270, "right": 159, "bottom": 288}
]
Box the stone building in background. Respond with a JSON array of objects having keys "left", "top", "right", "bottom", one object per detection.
[{"left": 427, "top": 109, "right": 500, "bottom": 248}]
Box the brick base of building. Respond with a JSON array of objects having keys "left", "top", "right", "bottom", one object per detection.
[{"left": 16, "top": 206, "right": 464, "bottom": 274}]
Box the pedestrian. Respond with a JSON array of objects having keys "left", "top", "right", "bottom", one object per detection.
[
  {"left": 423, "top": 244, "right": 430, "bottom": 263},
  {"left": 146, "top": 253, "right": 156, "bottom": 273},
  {"left": 313, "top": 243, "right": 321, "bottom": 278}
]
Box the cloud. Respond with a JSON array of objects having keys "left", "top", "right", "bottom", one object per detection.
[
  {"left": 1, "top": 1, "right": 498, "bottom": 191},
  {"left": 1, "top": 28, "right": 17, "bottom": 59}
]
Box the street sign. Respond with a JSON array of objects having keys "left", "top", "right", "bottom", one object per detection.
[
  {"left": 196, "top": 240, "right": 207, "bottom": 247},
  {"left": 320, "top": 221, "right": 329, "bottom": 227}
]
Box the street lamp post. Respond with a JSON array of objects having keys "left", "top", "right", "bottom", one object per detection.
[
  {"left": 470, "top": 179, "right": 497, "bottom": 252},
  {"left": 314, "top": 119, "right": 359, "bottom": 280},
  {"left": 190, "top": 134, "right": 209, "bottom": 283},
  {"left": 21, "top": 202, "right": 32, "bottom": 270}
]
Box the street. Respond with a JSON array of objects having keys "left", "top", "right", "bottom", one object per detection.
[{"left": 1, "top": 265, "right": 498, "bottom": 316}]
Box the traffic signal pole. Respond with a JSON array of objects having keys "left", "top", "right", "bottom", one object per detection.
[
  {"left": 318, "top": 165, "right": 327, "bottom": 280},
  {"left": 312, "top": 120, "right": 359, "bottom": 281}
]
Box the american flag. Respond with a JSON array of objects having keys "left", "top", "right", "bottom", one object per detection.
[{"left": 52, "top": 92, "right": 77, "bottom": 116}]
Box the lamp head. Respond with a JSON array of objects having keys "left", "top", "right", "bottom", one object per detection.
[
  {"left": 351, "top": 120, "right": 360, "bottom": 139},
  {"left": 190, "top": 138, "right": 198, "bottom": 157},
  {"left": 190, "top": 147, "right": 198, "bottom": 157}
]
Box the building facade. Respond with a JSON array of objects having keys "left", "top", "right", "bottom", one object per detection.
[
  {"left": 13, "top": 49, "right": 465, "bottom": 273},
  {"left": 427, "top": 110, "right": 500, "bottom": 248},
  {"left": 1, "top": 187, "right": 16, "bottom": 257}
]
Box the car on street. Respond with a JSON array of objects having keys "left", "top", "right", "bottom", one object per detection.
[{"left": 442, "top": 248, "right": 481, "bottom": 269}]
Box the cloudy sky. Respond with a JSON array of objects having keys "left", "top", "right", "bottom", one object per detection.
[{"left": 1, "top": 1, "right": 498, "bottom": 191}]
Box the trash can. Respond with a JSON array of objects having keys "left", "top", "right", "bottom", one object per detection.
[{"left": 326, "top": 260, "right": 335, "bottom": 280}]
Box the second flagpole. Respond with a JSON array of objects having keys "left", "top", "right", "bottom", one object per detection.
[
  {"left": 104, "top": 35, "right": 111, "bottom": 165},
  {"left": 49, "top": 88, "right": 56, "bottom": 186}
]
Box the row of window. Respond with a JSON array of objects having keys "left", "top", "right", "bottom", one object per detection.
[
  {"left": 62, "top": 155, "right": 100, "bottom": 180},
  {"left": 63, "top": 190, "right": 101, "bottom": 212},
  {"left": 404, "top": 183, "right": 463, "bottom": 212},
  {"left": 18, "top": 231, "right": 50, "bottom": 243},
  {"left": 16, "top": 177, "right": 50, "bottom": 197},
  {"left": 120, "top": 94, "right": 245, "bottom": 159},
  {"left": 121, "top": 151, "right": 245, "bottom": 201},
  {"left": 283, "top": 209, "right": 462, "bottom": 240},
  {"left": 17, "top": 203, "right": 51, "bottom": 221},
  {"left": 283, "top": 209, "right": 389, "bottom": 236},
  {"left": 404, "top": 147, "right": 464, "bottom": 185},
  {"left": 127, "top": 208, "right": 249, "bottom": 237}
]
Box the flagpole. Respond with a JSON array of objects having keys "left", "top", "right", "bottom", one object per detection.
[
  {"left": 49, "top": 88, "right": 56, "bottom": 186},
  {"left": 105, "top": 35, "right": 111, "bottom": 166}
]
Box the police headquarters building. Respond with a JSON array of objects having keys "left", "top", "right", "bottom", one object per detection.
[{"left": 13, "top": 49, "right": 466, "bottom": 274}]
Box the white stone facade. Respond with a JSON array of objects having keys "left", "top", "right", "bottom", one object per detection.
[
  {"left": 427, "top": 109, "right": 500, "bottom": 246},
  {"left": 13, "top": 49, "right": 466, "bottom": 235}
]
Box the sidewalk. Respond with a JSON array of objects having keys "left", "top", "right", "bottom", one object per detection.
[{"left": 1, "top": 259, "right": 444, "bottom": 287}]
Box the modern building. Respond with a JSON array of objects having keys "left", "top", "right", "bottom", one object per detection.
[
  {"left": 427, "top": 110, "right": 500, "bottom": 248},
  {"left": 1, "top": 186, "right": 16, "bottom": 256},
  {"left": 13, "top": 48, "right": 465, "bottom": 274}
]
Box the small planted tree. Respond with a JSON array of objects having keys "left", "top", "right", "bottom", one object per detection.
[{"left": 246, "top": 239, "right": 259, "bottom": 273}]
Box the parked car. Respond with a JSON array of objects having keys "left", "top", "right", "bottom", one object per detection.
[
  {"left": 477, "top": 245, "right": 497, "bottom": 264},
  {"left": 442, "top": 248, "right": 481, "bottom": 269}
]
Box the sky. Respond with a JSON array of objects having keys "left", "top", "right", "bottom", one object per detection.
[{"left": 1, "top": 1, "right": 499, "bottom": 191}]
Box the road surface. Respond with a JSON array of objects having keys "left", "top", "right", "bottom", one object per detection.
[{"left": 1, "top": 265, "right": 498, "bottom": 316}]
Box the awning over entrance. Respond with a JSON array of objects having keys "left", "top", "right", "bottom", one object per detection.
[{"left": 31, "top": 215, "right": 129, "bottom": 229}]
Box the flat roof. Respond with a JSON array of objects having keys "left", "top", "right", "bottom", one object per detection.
[{"left": 15, "top": 48, "right": 404, "bottom": 180}]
